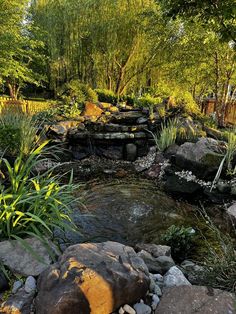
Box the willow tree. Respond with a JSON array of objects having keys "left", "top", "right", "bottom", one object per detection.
[{"left": 31, "top": 0, "right": 173, "bottom": 96}]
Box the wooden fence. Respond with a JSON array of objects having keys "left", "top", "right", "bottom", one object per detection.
[
  {"left": 201, "top": 99, "right": 236, "bottom": 125},
  {"left": 0, "top": 97, "right": 55, "bottom": 115}
]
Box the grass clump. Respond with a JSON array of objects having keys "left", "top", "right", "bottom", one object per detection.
[
  {"left": 0, "top": 113, "right": 39, "bottom": 157},
  {"left": 0, "top": 142, "right": 77, "bottom": 241},
  {"left": 153, "top": 118, "right": 179, "bottom": 151}
]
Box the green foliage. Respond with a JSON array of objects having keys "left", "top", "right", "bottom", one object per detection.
[
  {"left": 161, "top": 225, "right": 196, "bottom": 262},
  {"left": 153, "top": 118, "right": 179, "bottom": 151},
  {"left": 0, "top": 143, "right": 77, "bottom": 241},
  {"left": 62, "top": 80, "right": 98, "bottom": 105},
  {"left": 198, "top": 209, "right": 236, "bottom": 291},
  {"left": 0, "top": 113, "right": 39, "bottom": 157},
  {"left": 95, "top": 89, "right": 118, "bottom": 104}
]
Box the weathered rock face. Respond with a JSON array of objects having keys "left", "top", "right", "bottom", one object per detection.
[
  {"left": 175, "top": 138, "right": 225, "bottom": 179},
  {"left": 36, "top": 241, "right": 150, "bottom": 314},
  {"left": 0, "top": 238, "right": 59, "bottom": 277},
  {"left": 155, "top": 285, "right": 236, "bottom": 314}
]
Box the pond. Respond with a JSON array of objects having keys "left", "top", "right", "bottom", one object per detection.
[{"left": 60, "top": 178, "right": 204, "bottom": 248}]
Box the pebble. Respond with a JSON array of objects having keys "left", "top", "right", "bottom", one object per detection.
[
  {"left": 133, "top": 303, "right": 152, "bottom": 314},
  {"left": 123, "top": 304, "right": 136, "bottom": 314},
  {"left": 151, "top": 294, "right": 160, "bottom": 310},
  {"left": 12, "top": 280, "right": 23, "bottom": 294},
  {"left": 118, "top": 307, "right": 125, "bottom": 314},
  {"left": 24, "top": 276, "right": 36, "bottom": 294}
]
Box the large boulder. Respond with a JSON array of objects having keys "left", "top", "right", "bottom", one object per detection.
[
  {"left": 0, "top": 238, "right": 59, "bottom": 277},
  {"left": 36, "top": 241, "right": 150, "bottom": 314},
  {"left": 155, "top": 285, "right": 236, "bottom": 314},
  {"left": 175, "top": 138, "right": 225, "bottom": 179}
]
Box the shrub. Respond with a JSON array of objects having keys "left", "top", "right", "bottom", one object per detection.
[
  {"left": 0, "top": 142, "right": 77, "bottom": 241},
  {"left": 0, "top": 113, "right": 39, "bottom": 157},
  {"left": 161, "top": 225, "right": 196, "bottom": 262},
  {"left": 62, "top": 80, "right": 98, "bottom": 104},
  {"left": 95, "top": 89, "right": 117, "bottom": 104}
]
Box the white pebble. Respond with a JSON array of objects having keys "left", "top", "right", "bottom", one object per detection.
[
  {"left": 119, "top": 307, "right": 125, "bottom": 314},
  {"left": 123, "top": 304, "right": 136, "bottom": 314}
]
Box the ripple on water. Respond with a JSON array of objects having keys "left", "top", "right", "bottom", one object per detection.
[{"left": 61, "top": 178, "right": 197, "bottom": 247}]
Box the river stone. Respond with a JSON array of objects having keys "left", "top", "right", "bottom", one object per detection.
[
  {"left": 24, "top": 276, "right": 36, "bottom": 294},
  {"left": 175, "top": 138, "right": 225, "bottom": 179},
  {"left": 135, "top": 244, "right": 171, "bottom": 258},
  {"left": 36, "top": 241, "right": 150, "bottom": 314},
  {"left": 155, "top": 286, "right": 236, "bottom": 314},
  {"left": 0, "top": 237, "right": 59, "bottom": 276},
  {"left": 0, "top": 287, "right": 35, "bottom": 314},
  {"left": 163, "top": 266, "right": 191, "bottom": 288}
]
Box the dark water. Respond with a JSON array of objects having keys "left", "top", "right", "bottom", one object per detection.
[{"left": 61, "top": 178, "right": 199, "bottom": 247}]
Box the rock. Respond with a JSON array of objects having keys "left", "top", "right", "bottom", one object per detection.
[
  {"left": 36, "top": 241, "right": 150, "bottom": 314},
  {"left": 151, "top": 294, "right": 160, "bottom": 310},
  {"left": 0, "top": 237, "right": 59, "bottom": 277},
  {"left": 137, "top": 250, "right": 162, "bottom": 273},
  {"left": 164, "top": 173, "right": 201, "bottom": 195},
  {"left": 123, "top": 304, "right": 136, "bottom": 314},
  {"left": 155, "top": 285, "right": 236, "bottom": 314},
  {"left": 24, "top": 276, "right": 36, "bottom": 294},
  {"left": 227, "top": 203, "right": 236, "bottom": 223},
  {"left": 155, "top": 256, "right": 175, "bottom": 273},
  {"left": 0, "top": 272, "right": 9, "bottom": 293},
  {"left": 180, "top": 260, "right": 204, "bottom": 285},
  {"left": 153, "top": 274, "right": 163, "bottom": 282},
  {"left": 111, "top": 111, "right": 144, "bottom": 124},
  {"left": 137, "top": 117, "right": 148, "bottom": 124},
  {"left": 83, "top": 102, "right": 104, "bottom": 117},
  {"left": 163, "top": 266, "right": 191, "bottom": 288},
  {"left": 137, "top": 251, "right": 174, "bottom": 274},
  {"left": 125, "top": 143, "right": 137, "bottom": 161},
  {"left": 175, "top": 138, "right": 226, "bottom": 179},
  {"left": 133, "top": 303, "right": 152, "bottom": 314},
  {"left": 0, "top": 287, "right": 35, "bottom": 314},
  {"left": 135, "top": 244, "right": 171, "bottom": 258},
  {"left": 12, "top": 281, "right": 23, "bottom": 294}
]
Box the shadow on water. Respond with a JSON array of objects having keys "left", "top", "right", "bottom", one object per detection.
[{"left": 60, "top": 178, "right": 201, "bottom": 248}]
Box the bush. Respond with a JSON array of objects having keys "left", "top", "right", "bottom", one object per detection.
[
  {"left": 0, "top": 142, "right": 77, "bottom": 241},
  {"left": 95, "top": 89, "right": 117, "bottom": 104},
  {"left": 161, "top": 225, "right": 196, "bottom": 262},
  {"left": 0, "top": 113, "right": 39, "bottom": 157}
]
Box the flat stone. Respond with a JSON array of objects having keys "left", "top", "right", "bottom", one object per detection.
[
  {"left": 155, "top": 285, "right": 236, "bottom": 314},
  {"left": 0, "top": 237, "right": 59, "bottom": 276}
]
